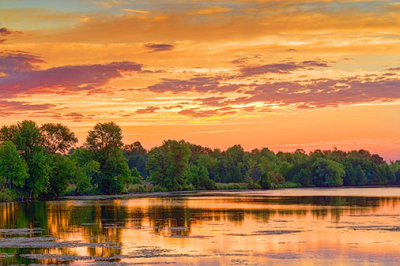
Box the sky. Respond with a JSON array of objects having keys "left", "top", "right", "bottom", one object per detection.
[{"left": 0, "top": 0, "right": 399, "bottom": 160}]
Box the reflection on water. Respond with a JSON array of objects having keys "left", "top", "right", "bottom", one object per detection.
[{"left": 1, "top": 188, "right": 400, "bottom": 265}]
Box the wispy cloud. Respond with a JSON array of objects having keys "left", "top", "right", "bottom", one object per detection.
[
  {"left": 121, "top": 9, "right": 149, "bottom": 14},
  {"left": 0, "top": 52, "right": 142, "bottom": 97},
  {"left": 144, "top": 43, "right": 174, "bottom": 52}
]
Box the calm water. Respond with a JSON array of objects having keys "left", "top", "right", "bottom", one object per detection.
[{"left": 1, "top": 188, "right": 400, "bottom": 265}]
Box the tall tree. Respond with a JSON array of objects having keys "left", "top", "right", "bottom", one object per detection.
[
  {"left": 0, "top": 141, "right": 29, "bottom": 198},
  {"left": 86, "top": 122, "right": 123, "bottom": 155},
  {"left": 146, "top": 140, "right": 191, "bottom": 191},
  {"left": 312, "top": 158, "right": 345, "bottom": 187},
  {"left": 41, "top": 123, "right": 78, "bottom": 154},
  {"left": 85, "top": 122, "right": 132, "bottom": 194},
  {"left": 0, "top": 120, "right": 50, "bottom": 198}
]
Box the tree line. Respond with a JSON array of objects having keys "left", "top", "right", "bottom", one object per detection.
[{"left": 0, "top": 120, "right": 399, "bottom": 200}]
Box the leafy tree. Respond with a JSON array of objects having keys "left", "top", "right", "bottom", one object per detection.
[
  {"left": 86, "top": 122, "right": 123, "bottom": 154},
  {"left": 0, "top": 141, "right": 29, "bottom": 198},
  {"left": 85, "top": 123, "right": 132, "bottom": 194},
  {"left": 48, "top": 154, "right": 76, "bottom": 196},
  {"left": 26, "top": 150, "right": 51, "bottom": 198},
  {"left": 70, "top": 149, "right": 100, "bottom": 194},
  {"left": 146, "top": 140, "right": 191, "bottom": 191},
  {"left": 41, "top": 123, "right": 78, "bottom": 153},
  {"left": 294, "top": 168, "right": 312, "bottom": 187},
  {"left": 188, "top": 164, "right": 216, "bottom": 190},
  {"left": 259, "top": 173, "right": 272, "bottom": 189},
  {"left": 124, "top": 141, "right": 148, "bottom": 177},
  {"left": 0, "top": 121, "right": 50, "bottom": 198},
  {"left": 311, "top": 158, "right": 345, "bottom": 187},
  {"left": 98, "top": 149, "right": 132, "bottom": 194}
]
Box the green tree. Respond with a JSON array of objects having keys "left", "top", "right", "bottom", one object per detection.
[
  {"left": 146, "top": 140, "right": 191, "bottom": 191},
  {"left": 0, "top": 121, "right": 50, "bottom": 198},
  {"left": 99, "top": 149, "right": 132, "bottom": 194},
  {"left": 70, "top": 148, "right": 99, "bottom": 194},
  {"left": 41, "top": 123, "right": 78, "bottom": 154},
  {"left": 188, "top": 164, "right": 216, "bottom": 190},
  {"left": 48, "top": 154, "right": 76, "bottom": 196},
  {"left": 85, "top": 123, "right": 132, "bottom": 194},
  {"left": 0, "top": 141, "right": 29, "bottom": 199},
  {"left": 86, "top": 122, "right": 123, "bottom": 155},
  {"left": 311, "top": 158, "right": 345, "bottom": 187}
]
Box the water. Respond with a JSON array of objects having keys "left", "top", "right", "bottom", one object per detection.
[{"left": 1, "top": 188, "right": 400, "bottom": 265}]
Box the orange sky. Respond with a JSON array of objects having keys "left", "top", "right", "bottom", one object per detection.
[{"left": 0, "top": 0, "right": 399, "bottom": 160}]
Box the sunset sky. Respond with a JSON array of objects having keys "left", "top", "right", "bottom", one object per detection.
[{"left": 0, "top": 0, "right": 399, "bottom": 160}]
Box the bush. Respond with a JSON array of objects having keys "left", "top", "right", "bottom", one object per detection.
[
  {"left": 152, "top": 185, "right": 169, "bottom": 192},
  {"left": 216, "top": 183, "right": 248, "bottom": 190},
  {"left": 275, "top": 182, "right": 300, "bottom": 188},
  {"left": 248, "top": 180, "right": 261, "bottom": 189},
  {"left": 0, "top": 188, "right": 17, "bottom": 201},
  {"left": 128, "top": 184, "right": 150, "bottom": 193},
  {"left": 184, "top": 184, "right": 196, "bottom": 191}
]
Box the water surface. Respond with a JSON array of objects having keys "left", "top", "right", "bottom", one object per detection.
[{"left": 1, "top": 187, "right": 400, "bottom": 265}]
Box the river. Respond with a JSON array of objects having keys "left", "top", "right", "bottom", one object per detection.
[{"left": 1, "top": 187, "right": 400, "bottom": 265}]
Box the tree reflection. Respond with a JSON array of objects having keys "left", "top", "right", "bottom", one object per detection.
[{"left": 1, "top": 194, "right": 400, "bottom": 264}]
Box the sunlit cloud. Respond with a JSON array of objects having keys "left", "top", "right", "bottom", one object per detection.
[{"left": 0, "top": 0, "right": 399, "bottom": 159}]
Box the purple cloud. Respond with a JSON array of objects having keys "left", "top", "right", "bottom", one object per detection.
[
  {"left": 0, "top": 27, "right": 22, "bottom": 43},
  {"left": 0, "top": 28, "right": 12, "bottom": 36},
  {"left": 144, "top": 43, "right": 174, "bottom": 52},
  {"left": 239, "top": 60, "right": 330, "bottom": 77},
  {"left": 0, "top": 100, "right": 53, "bottom": 115},
  {"left": 148, "top": 76, "right": 240, "bottom": 93},
  {"left": 136, "top": 106, "right": 160, "bottom": 114},
  {"left": 0, "top": 52, "right": 142, "bottom": 97}
]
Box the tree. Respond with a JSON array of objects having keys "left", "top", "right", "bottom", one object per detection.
[
  {"left": 26, "top": 150, "right": 51, "bottom": 198},
  {"left": 311, "top": 158, "right": 345, "bottom": 187},
  {"left": 48, "top": 154, "right": 76, "bottom": 196},
  {"left": 41, "top": 123, "right": 78, "bottom": 154},
  {"left": 0, "top": 120, "right": 41, "bottom": 158},
  {"left": 146, "top": 140, "right": 191, "bottom": 191},
  {"left": 188, "top": 164, "right": 216, "bottom": 190},
  {"left": 86, "top": 122, "right": 123, "bottom": 154},
  {"left": 124, "top": 141, "right": 148, "bottom": 177},
  {"left": 0, "top": 121, "right": 50, "bottom": 198},
  {"left": 0, "top": 141, "right": 29, "bottom": 199},
  {"left": 70, "top": 148, "right": 100, "bottom": 194},
  {"left": 85, "top": 123, "right": 132, "bottom": 194},
  {"left": 98, "top": 149, "right": 132, "bottom": 194},
  {"left": 294, "top": 168, "right": 312, "bottom": 187}
]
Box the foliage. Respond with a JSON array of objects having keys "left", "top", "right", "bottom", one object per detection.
[
  {"left": 48, "top": 154, "right": 76, "bottom": 196},
  {"left": 311, "top": 158, "right": 345, "bottom": 187},
  {"left": 0, "top": 120, "right": 398, "bottom": 201},
  {"left": 40, "top": 123, "right": 78, "bottom": 154},
  {"left": 146, "top": 140, "right": 191, "bottom": 191},
  {"left": 0, "top": 141, "right": 29, "bottom": 197}
]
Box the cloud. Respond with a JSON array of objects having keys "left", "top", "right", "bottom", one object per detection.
[
  {"left": 240, "top": 75, "right": 400, "bottom": 108},
  {"left": 135, "top": 106, "right": 160, "bottom": 114},
  {"left": 387, "top": 67, "right": 400, "bottom": 71},
  {"left": 146, "top": 68, "right": 400, "bottom": 110},
  {"left": 0, "top": 28, "right": 12, "bottom": 36},
  {"left": 196, "top": 96, "right": 227, "bottom": 107},
  {"left": 147, "top": 76, "right": 240, "bottom": 93},
  {"left": 191, "top": 6, "right": 231, "bottom": 15},
  {"left": 0, "top": 100, "right": 53, "bottom": 115},
  {"left": 239, "top": 60, "right": 330, "bottom": 77},
  {"left": 121, "top": 9, "right": 149, "bottom": 14},
  {"left": 144, "top": 43, "right": 174, "bottom": 52},
  {"left": 0, "top": 27, "right": 22, "bottom": 44},
  {"left": 0, "top": 52, "right": 142, "bottom": 97}
]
